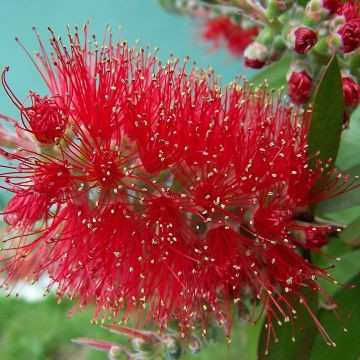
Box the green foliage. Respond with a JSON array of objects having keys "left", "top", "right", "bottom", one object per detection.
[
  {"left": 317, "top": 164, "right": 360, "bottom": 213},
  {"left": 0, "top": 297, "right": 121, "bottom": 360},
  {"left": 340, "top": 215, "right": 360, "bottom": 246},
  {"left": 250, "top": 55, "right": 290, "bottom": 89},
  {"left": 257, "top": 287, "right": 319, "bottom": 360},
  {"left": 336, "top": 106, "right": 360, "bottom": 169},
  {"left": 0, "top": 297, "right": 262, "bottom": 360},
  {"left": 308, "top": 56, "right": 344, "bottom": 167},
  {"left": 297, "top": 0, "right": 310, "bottom": 7},
  {"left": 315, "top": 242, "right": 360, "bottom": 295},
  {"left": 309, "top": 273, "right": 360, "bottom": 360}
]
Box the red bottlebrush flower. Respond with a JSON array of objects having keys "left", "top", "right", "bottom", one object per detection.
[
  {"left": 337, "top": 0, "right": 360, "bottom": 21},
  {"left": 288, "top": 70, "right": 313, "bottom": 104},
  {"left": 0, "top": 26, "right": 358, "bottom": 351},
  {"left": 338, "top": 19, "right": 360, "bottom": 53},
  {"left": 342, "top": 76, "right": 360, "bottom": 106},
  {"left": 294, "top": 27, "right": 318, "bottom": 54},
  {"left": 202, "top": 16, "right": 258, "bottom": 57}
]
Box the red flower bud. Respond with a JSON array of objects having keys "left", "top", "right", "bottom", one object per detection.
[
  {"left": 244, "top": 57, "right": 266, "bottom": 69},
  {"left": 244, "top": 42, "right": 268, "bottom": 69},
  {"left": 338, "top": 19, "right": 360, "bottom": 53},
  {"left": 342, "top": 76, "right": 360, "bottom": 107},
  {"left": 294, "top": 27, "right": 318, "bottom": 54},
  {"left": 288, "top": 71, "right": 313, "bottom": 104}
]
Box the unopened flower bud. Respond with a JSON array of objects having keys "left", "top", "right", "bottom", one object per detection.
[
  {"left": 186, "top": 334, "right": 202, "bottom": 354},
  {"left": 328, "top": 31, "right": 343, "bottom": 51},
  {"left": 266, "top": 0, "right": 295, "bottom": 20},
  {"left": 244, "top": 42, "right": 269, "bottom": 69},
  {"left": 305, "top": 0, "right": 333, "bottom": 22},
  {"left": 287, "top": 70, "right": 313, "bottom": 104},
  {"left": 109, "top": 346, "right": 130, "bottom": 360},
  {"left": 131, "top": 337, "right": 154, "bottom": 353},
  {"left": 342, "top": 76, "right": 360, "bottom": 107},
  {"left": 290, "top": 27, "right": 318, "bottom": 54},
  {"left": 161, "top": 335, "right": 181, "bottom": 358},
  {"left": 338, "top": 19, "right": 360, "bottom": 53}
]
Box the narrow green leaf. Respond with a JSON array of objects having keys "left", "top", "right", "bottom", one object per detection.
[
  {"left": 336, "top": 106, "right": 360, "bottom": 169},
  {"left": 316, "top": 164, "right": 360, "bottom": 213},
  {"left": 309, "top": 272, "right": 360, "bottom": 360},
  {"left": 308, "top": 56, "right": 344, "bottom": 167},
  {"left": 257, "top": 287, "right": 319, "bottom": 360},
  {"left": 340, "top": 215, "right": 360, "bottom": 246},
  {"left": 315, "top": 247, "right": 360, "bottom": 295},
  {"left": 297, "top": 0, "right": 310, "bottom": 6},
  {"left": 250, "top": 55, "right": 291, "bottom": 89}
]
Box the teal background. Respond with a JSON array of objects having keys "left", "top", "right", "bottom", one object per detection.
[{"left": 0, "top": 0, "right": 251, "bottom": 119}]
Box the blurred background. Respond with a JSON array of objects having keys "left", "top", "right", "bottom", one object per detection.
[{"left": 0, "top": 1, "right": 255, "bottom": 359}]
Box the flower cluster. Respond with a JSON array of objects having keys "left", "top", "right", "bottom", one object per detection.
[
  {"left": 0, "top": 26, "right": 357, "bottom": 350},
  {"left": 201, "top": 16, "right": 259, "bottom": 57},
  {"left": 158, "top": 0, "right": 360, "bottom": 113}
]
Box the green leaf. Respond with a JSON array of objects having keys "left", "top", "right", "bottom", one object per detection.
[
  {"left": 297, "top": 0, "right": 310, "bottom": 6},
  {"left": 315, "top": 247, "right": 360, "bottom": 295},
  {"left": 250, "top": 55, "right": 291, "bottom": 89},
  {"left": 340, "top": 215, "right": 360, "bottom": 246},
  {"left": 316, "top": 164, "right": 360, "bottom": 213},
  {"left": 308, "top": 56, "right": 344, "bottom": 167},
  {"left": 309, "top": 272, "right": 360, "bottom": 360},
  {"left": 257, "top": 286, "right": 319, "bottom": 360}
]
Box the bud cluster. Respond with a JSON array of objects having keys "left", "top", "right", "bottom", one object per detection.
[
  {"left": 73, "top": 324, "right": 205, "bottom": 360},
  {"left": 158, "top": 0, "right": 360, "bottom": 112}
]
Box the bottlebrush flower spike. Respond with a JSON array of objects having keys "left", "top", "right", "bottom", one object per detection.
[
  {"left": 337, "top": 0, "right": 359, "bottom": 21},
  {"left": 0, "top": 26, "right": 359, "bottom": 353},
  {"left": 201, "top": 16, "right": 259, "bottom": 57}
]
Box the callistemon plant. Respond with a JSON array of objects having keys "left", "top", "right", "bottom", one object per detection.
[{"left": 0, "top": 26, "right": 358, "bottom": 359}]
